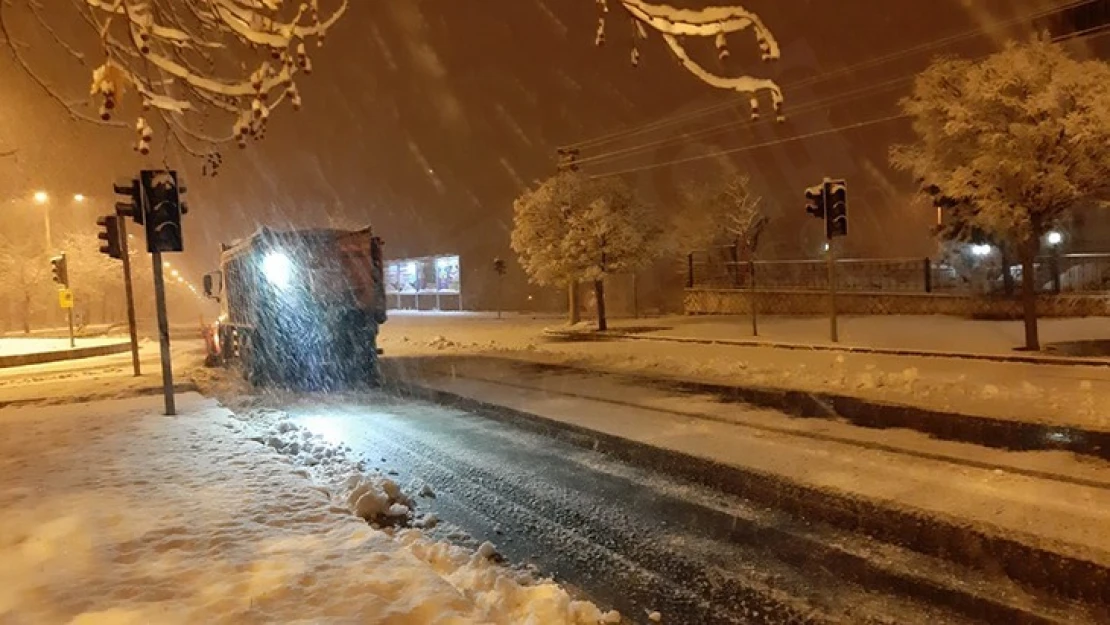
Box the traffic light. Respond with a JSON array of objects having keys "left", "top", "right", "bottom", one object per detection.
[
  {"left": 97, "top": 215, "right": 122, "bottom": 259},
  {"left": 825, "top": 179, "right": 848, "bottom": 239},
  {"left": 805, "top": 184, "right": 825, "bottom": 219},
  {"left": 493, "top": 257, "right": 507, "bottom": 276},
  {"left": 50, "top": 253, "right": 68, "bottom": 287},
  {"left": 114, "top": 177, "right": 142, "bottom": 225},
  {"left": 140, "top": 169, "right": 184, "bottom": 253}
]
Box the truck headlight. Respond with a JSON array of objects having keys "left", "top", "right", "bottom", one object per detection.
[{"left": 262, "top": 251, "right": 293, "bottom": 289}]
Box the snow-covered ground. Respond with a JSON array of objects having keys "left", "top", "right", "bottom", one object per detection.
[
  {"left": 0, "top": 391, "right": 620, "bottom": 624},
  {"left": 617, "top": 314, "right": 1110, "bottom": 357},
  {"left": 378, "top": 314, "right": 1110, "bottom": 430},
  {"left": 0, "top": 339, "right": 201, "bottom": 407},
  {"left": 0, "top": 336, "right": 124, "bottom": 357},
  {"left": 415, "top": 362, "right": 1110, "bottom": 567}
]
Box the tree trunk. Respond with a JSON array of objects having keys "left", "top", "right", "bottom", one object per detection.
[
  {"left": 594, "top": 279, "right": 607, "bottom": 332},
  {"left": 568, "top": 282, "right": 580, "bottom": 325},
  {"left": 1019, "top": 239, "right": 1040, "bottom": 351},
  {"left": 21, "top": 290, "right": 31, "bottom": 334}
]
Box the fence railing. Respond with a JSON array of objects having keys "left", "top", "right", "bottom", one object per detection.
[{"left": 686, "top": 247, "right": 1110, "bottom": 296}]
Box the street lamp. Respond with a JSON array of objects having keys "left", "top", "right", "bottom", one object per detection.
[
  {"left": 32, "top": 190, "right": 52, "bottom": 251},
  {"left": 1047, "top": 231, "right": 1064, "bottom": 246},
  {"left": 73, "top": 193, "right": 86, "bottom": 203}
]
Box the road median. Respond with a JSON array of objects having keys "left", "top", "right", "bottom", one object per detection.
[
  {"left": 543, "top": 327, "right": 1110, "bottom": 367},
  {"left": 0, "top": 342, "right": 131, "bottom": 369}
]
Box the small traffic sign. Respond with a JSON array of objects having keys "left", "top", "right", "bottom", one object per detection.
[{"left": 58, "top": 288, "right": 74, "bottom": 309}]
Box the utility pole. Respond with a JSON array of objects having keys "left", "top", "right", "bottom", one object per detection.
[
  {"left": 118, "top": 219, "right": 141, "bottom": 376},
  {"left": 115, "top": 171, "right": 187, "bottom": 415},
  {"left": 50, "top": 253, "right": 75, "bottom": 347},
  {"left": 151, "top": 250, "right": 175, "bottom": 415},
  {"left": 556, "top": 147, "right": 582, "bottom": 324},
  {"left": 806, "top": 178, "right": 848, "bottom": 343},
  {"left": 493, "top": 257, "right": 507, "bottom": 320},
  {"left": 114, "top": 180, "right": 143, "bottom": 377},
  {"left": 827, "top": 237, "right": 838, "bottom": 343}
]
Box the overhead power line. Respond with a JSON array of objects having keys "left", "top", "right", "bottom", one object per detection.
[
  {"left": 587, "top": 21, "right": 1110, "bottom": 179},
  {"left": 573, "top": 74, "right": 913, "bottom": 167},
  {"left": 563, "top": 0, "right": 1101, "bottom": 152}
]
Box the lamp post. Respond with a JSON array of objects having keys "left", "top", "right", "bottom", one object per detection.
[{"left": 33, "top": 190, "right": 51, "bottom": 251}]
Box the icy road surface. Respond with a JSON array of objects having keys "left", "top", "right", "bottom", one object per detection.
[{"left": 285, "top": 395, "right": 972, "bottom": 625}]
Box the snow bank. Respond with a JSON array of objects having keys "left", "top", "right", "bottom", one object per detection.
[{"left": 0, "top": 393, "right": 619, "bottom": 624}]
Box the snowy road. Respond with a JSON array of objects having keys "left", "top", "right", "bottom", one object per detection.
[{"left": 283, "top": 395, "right": 987, "bottom": 625}]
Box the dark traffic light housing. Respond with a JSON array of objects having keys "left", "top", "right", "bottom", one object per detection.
[
  {"left": 97, "top": 215, "right": 122, "bottom": 259},
  {"left": 493, "top": 257, "right": 507, "bottom": 275},
  {"left": 804, "top": 184, "right": 825, "bottom": 219},
  {"left": 825, "top": 179, "right": 848, "bottom": 239},
  {"left": 50, "top": 253, "right": 68, "bottom": 287},
  {"left": 114, "top": 178, "right": 143, "bottom": 225},
  {"left": 140, "top": 169, "right": 185, "bottom": 253},
  {"left": 805, "top": 179, "right": 848, "bottom": 239}
]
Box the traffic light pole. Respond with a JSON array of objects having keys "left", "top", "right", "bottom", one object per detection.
[
  {"left": 151, "top": 251, "right": 175, "bottom": 415},
  {"left": 117, "top": 217, "right": 141, "bottom": 377},
  {"left": 827, "top": 236, "right": 839, "bottom": 343},
  {"left": 67, "top": 306, "right": 75, "bottom": 348}
]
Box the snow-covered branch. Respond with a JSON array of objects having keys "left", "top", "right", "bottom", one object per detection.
[
  {"left": 599, "top": 0, "right": 784, "bottom": 120},
  {"left": 2, "top": 0, "right": 348, "bottom": 170}
]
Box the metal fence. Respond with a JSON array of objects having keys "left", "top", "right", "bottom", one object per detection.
[{"left": 687, "top": 246, "right": 1110, "bottom": 296}]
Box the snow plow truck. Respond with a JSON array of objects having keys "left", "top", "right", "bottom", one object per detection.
[{"left": 203, "top": 226, "right": 387, "bottom": 388}]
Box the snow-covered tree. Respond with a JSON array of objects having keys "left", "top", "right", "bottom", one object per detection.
[
  {"left": 0, "top": 0, "right": 348, "bottom": 169},
  {"left": 0, "top": 213, "right": 50, "bottom": 333},
  {"left": 674, "top": 173, "right": 767, "bottom": 254},
  {"left": 597, "top": 0, "right": 784, "bottom": 120},
  {"left": 891, "top": 38, "right": 1110, "bottom": 350},
  {"left": 511, "top": 172, "right": 661, "bottom": 330},
  {"left": 56, "top": 231, "right": 123, "bottom": 326}
]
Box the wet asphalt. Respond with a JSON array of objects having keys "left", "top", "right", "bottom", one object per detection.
[{"left": 285, "top": 394, "right": 972, "bottom": 625}]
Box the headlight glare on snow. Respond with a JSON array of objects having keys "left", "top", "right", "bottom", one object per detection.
[{"left": 262, "top": 251, "right": 294, "bottom": 290}]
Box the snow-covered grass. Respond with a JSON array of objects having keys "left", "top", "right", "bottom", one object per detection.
[
  {"left": 378, "top": 313, "right": 1110, "bottom": 430},
  {"left": 0, "top": 339, "right": 201, "bottom": 407},
  {"left": 0, "top": 336, "right": 123, "bottom": 357},
  {"left": 0, "top": 391, "right": 619, "bottom": 623}
]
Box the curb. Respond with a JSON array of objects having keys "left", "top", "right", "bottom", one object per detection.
[
  {"left": 519, "top": 358, "right": 1110, "bottom": 461},
  {"left": 0, "top": 342, "right": 132, "bottom": 369},
  {"left": 0, "top": 381, "right": 200, "bottom": 410},
  {"left": 388, "top": 375, "right": 1110, "bottom": 611},
  {"left": 543, "top": 329, "right": 1110, "bottom": 367}
]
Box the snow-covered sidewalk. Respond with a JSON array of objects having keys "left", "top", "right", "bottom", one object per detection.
[
  {"left": 0, "top": 392, "right": 619, "bottom": 624},
  {"left": 600, "top": 314, "right": 1110, "bottom": 359},
  {"left": 0, "top": 336, "right": 123, "bottom": 357}
]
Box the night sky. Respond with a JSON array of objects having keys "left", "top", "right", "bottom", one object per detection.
[{"left": 1, "top": 0, "right": 1104, "bottom": 288}]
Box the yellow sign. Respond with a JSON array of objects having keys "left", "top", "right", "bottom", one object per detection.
[{"left": 58, "top": 289, "right": 74, "bottom": 309}]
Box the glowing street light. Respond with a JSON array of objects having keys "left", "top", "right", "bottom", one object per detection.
[
  {"left": 970, "top": 244, "right": 993, "bottom": 257},
  {"left": 171, "top": 269, "right": 180, "bottom": 277},
  {"left": 163, "top": 261, "right": 171, "bottom": 269},
  {"left": 1047, "top": 231, "right": 1064, "bottom": 246},
  {"left": 33, "top": 190, "right": 48, "bottom": 205},
  {"left": 73, "top": 194, "right": 86, "bottom": 203}
]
